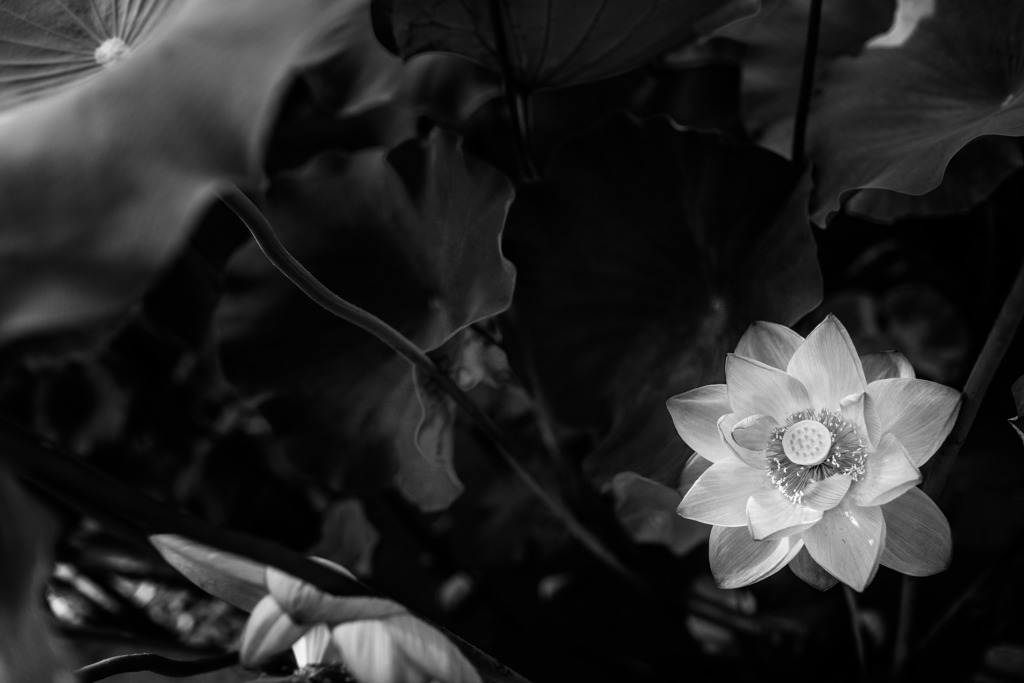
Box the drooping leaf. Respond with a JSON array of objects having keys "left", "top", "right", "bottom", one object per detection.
[
  {"left": 0, "top": 0, "right": 180, "bottom": 109},
  {"left": 0, "top": 470, "right": 72, "bottom": 681},
  {"left": 808, "top": 0, "right": 1024, "bottom": 225},
  {"left": 374, "top": 0, "right": 759, "bottom": 90},
  {"left": 217, "top": 131, "right": 515, "bottom": 512},
  {"left": 0, "top": 0, "right": 355, "bottom": 343},
  {"left": 719, "top": 0, "right": 895, "bottom": 157},
  {"left": 506, "top": 114, "right": 821, "bottom": 486}
]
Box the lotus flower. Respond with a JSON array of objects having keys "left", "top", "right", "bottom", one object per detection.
[
  {"left": 151, "top": 535, "right": 481, "bottom": 683},
  {"left": 669, "top": 315, "right": 961, "bottom": 591}
]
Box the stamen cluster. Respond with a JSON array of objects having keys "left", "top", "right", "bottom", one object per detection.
[{"left": 765, "top": 408, "right": 867, "bottom": 504}]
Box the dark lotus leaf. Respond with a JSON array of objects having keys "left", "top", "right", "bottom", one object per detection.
[
  {"left": 808, "top": 0, "right": 1024, "bottom": 225},
  {"left": 374, "top": 0, "right": 758, "bottom": 90},
  {"left": 506, "top": 114, "right": 821, "bottom": 485},
  {"left": 217, "top": 131, "right": 515, "bottom": 511},
  {"left": 719, "top": 0, "right": 895, "bottom": 157},
  {"left": 0, "top": 0, "right": 179, "bottom": 109},
  {"left": 0, "top": 0, "right": 354, "bottom": 344},
  {"left": 303, "top": 0, "right": 499, "bottom": 122}
]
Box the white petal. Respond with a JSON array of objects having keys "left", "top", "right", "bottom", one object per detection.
[
  {"left": 786, "top": 314, "right": 867, "bottom": 411},
  {"left": 382, "top": 615, "right": 482, "bottom": 683},
  {"left": 735, "top": 322, "right": 804, "bottom": 370},
  {"left": 267, "top": 566, "right": 405, "bottom": 625},
  {"left": 801, "top": 475, "right": 853, "bottom": 511},
  {"left": 868, "top": 378, "right": 962, "bottom": 466},
  {"left": 150, "top": 534, "right": 268, "bottom": 611},
  {"left": 725, "top": 354, "right": 811, "bottom": 421},
  {"left": 840, "top": 391, "right": 880, "bottom": 450},
  {"left": 718, "top": 413, "right": 766, "bottom": 468},
  {"left": 861, "top": 351, "right": 915, "bottom": 382},
  {"left": 803, "top": 499, "right": 885, "bottom": 592},
  {"left": 709, "top": 526, "right": 804, "bottom": 589},
  {"left": 240, "top": 595, "right": 307, "bottom": 668},
  {"left": 880, "top": 487, "right": 952, "bottom": 576},
  {"left": 293, "top": 624, "right": 332, "bottom": 668},
  {"left": 789, "top": 547, "right": 839, "bottom": 591},
  {"left": 332, "top": 621, "right": 400, "bottom": 683},
  {"left": 849, "top": 434, "right": 921, "bottom": 507},
  {"left": 746, "top": 489, "right": 822, "bottom": 540},
  {"left": 666, "top": 384, "right": 734, "bottom": 462},
  {"left": 332, "top": 617, "right": 481, "bottom": 683},
  {"left": 678, "top": 458, "right": 765, "bottom": 527},
  {"left": 732, "top": 414, "right": 778, "bottom": 451}
]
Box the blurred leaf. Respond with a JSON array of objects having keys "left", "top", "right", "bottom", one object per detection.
[
  {"left": 607, "top": 472, "right": 709, "bottom": 556},
  {"left": 374, "top": 0, "right": 758, "bottom": 89},
  {"left": 310, "top": 500, "right": 380, "bottom": 578},
  {"left": 0, "top": 0, "right": 357, "bottom": 344},
  {"left": 506, "top": 114, "right": 821, "bottom": 485},
  {"left": 719, "top": 0, "right": 895, "bottom": 157},
  {"left": 0, "top": 0, "right": 179, "bottom": 109},
  {"left": 0, "top": 470, "right": 72, "bottom": 681},
  {"left": 808, "top": 0, "right": 1024, "bottom": 225},
  {"left": 809, "top": 284, "right": 969, "bottom": 384},
  {"left": 217, "top": 131, "right": 515, "bottom": 511}
]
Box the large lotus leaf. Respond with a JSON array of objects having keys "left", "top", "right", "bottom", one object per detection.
[
  {"left": 808, "top": 0, "right": 1024, "bottom": 225},
  {"left": 373, "top": 0, "right": 758, "bottom": 90},
  {"left": 506, "top": 114, "right": 821, "bottom": 485},
  {"left": 0, "top": 0, "right": 180, "bottom": 109},
  {"left": 217, "top": 131, "right": 515, "bottom": 511},
  {"left": 0, "top": 0, "right": 354, "bottom": 344},
  {"left": 0, "top": 470, "right": 71, "bottom": 680},
  {"left": 719, "top": 0, "right": 895, "bottom": 157}
]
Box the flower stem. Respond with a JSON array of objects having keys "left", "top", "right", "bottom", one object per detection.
[
  {"left": 77, "top": 652, "right": 239, "bottom": 682},
  {"left": 488, "top": 0, "right": 540, "bottom": 181},
  {"left": 844, "top": 585, "right": 868, "bottom": 682},
  {"left": 219, "top": 188, "right": 632, "bottom": 582},
  {"left": 791, "top": 0, "right": 823, "bottom": 167},
  {"left": 892, "top": 250, "right": 1024, "bottom": 680}
]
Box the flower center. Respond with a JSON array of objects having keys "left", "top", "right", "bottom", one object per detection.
[
  {"left": 764, "top": 409, "right": 867, "bottom": 504},
  {"left": 782, "top": 419, "right": 831, "bottom": 465},
  {"left": 94, "top": 38, "right": 131, "bottom": 67}
]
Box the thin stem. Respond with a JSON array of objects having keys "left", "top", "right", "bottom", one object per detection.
[
  {"left": 219, "top": 189, "right": 633, "bottom": 582},
  {"left": 488, "top": 0, "right": 539, "bottom": 181},
  {"left": 791, "top": 0, "right": 823, "bottom": 166},
  {"left": 892, "top": 252, "right": 1024, "bottom": 680},
  {"left": 77, "top": 652, "right": 239, "bottom": 681},
  {"left": 844, "top": 586, "right": 868, "bottom": 682}
]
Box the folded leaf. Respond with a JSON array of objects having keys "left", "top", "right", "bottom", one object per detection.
[{"left": 0, "top": 0, "right": 357, "bottom": 343}]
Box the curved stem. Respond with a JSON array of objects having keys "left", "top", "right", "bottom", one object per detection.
[
  {"left": 892, "top": 253, "right": 1024, "bottom": 680},
  {"left": 791, "top": 0, "right": 823, "bottom": 166},
  {"left": 77, "top": 652, "right": 239, "bottom": 682},
  {"left": 219, "top": 189, "right": 632, "bottom": 582}
]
